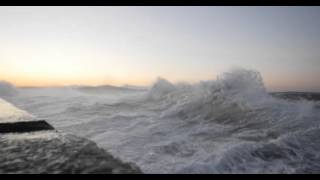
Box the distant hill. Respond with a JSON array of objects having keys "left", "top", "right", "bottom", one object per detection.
[
  {"left": 270, "top": 92, "right": 320, "bottom": 101},
  {"left": 74, "top": 85, "right": 146, "bottom": 94}
]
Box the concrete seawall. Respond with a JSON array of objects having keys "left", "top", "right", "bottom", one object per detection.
[
  {"left": 0, "top": 119, "right": 142, "bottom": 174},
  {"left": 0, "top": 97, "right": 141, "bottom": 174}
]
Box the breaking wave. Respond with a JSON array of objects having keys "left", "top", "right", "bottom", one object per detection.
[
  {"left": 141, "top": 68, "right": 320, "bottom": 173},
  {"left": 0, "top": 81, "right": 18, "bottom": 98}
]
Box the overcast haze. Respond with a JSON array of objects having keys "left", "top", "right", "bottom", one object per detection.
[{"left": 0, "top": 6, "right": 320, "bottom": 91}]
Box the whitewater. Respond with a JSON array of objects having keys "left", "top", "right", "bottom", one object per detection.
[{"left": 1, "top": 68, "right": 320, "bottom": 173}]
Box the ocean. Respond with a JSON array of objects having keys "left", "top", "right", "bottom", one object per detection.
[{"left": 1, "top": 68, "right": 320, "bottom": 173}]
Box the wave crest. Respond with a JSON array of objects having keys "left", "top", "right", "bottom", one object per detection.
[
  {"left": 148, "top": 77, "right": 176, "bottom": 99},
  {"left": 0, "top": 81, "right": 18, "bottom": 98}
]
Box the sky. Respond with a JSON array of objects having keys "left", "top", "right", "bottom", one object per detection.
[{"left": 0, "top": 6, "right": 320, "bottom": 91}]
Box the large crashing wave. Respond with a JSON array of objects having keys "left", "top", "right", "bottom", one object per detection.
[
  {"left": 148, "top": 68, "right": 268, "bottom": 103},
  {"left": 147, "top": 68, "right": 313, "bottom": 116},
  {"left": 134, "top": 68, "right": 320, "bottom": 173},
  {"left": 147, "top": 68, "right": 275, "bottom": 120}
]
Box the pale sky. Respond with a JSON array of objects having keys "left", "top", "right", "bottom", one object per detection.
[{"left": 0, "top": 6, "right": 320, "bottom": 91}]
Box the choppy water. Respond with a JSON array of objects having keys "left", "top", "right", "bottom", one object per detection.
[{"left": 2, "top": 69, "right": 320, "bottom": 173}]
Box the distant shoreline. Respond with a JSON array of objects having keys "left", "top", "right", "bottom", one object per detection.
[{"left": 270, "top": 92, "right": 320, "bottom": 101}]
